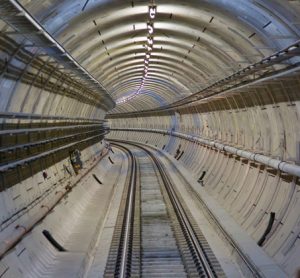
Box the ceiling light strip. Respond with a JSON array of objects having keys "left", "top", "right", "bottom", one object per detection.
[{"left": 117, "top": 4, "right": 157, "bottom": 104}]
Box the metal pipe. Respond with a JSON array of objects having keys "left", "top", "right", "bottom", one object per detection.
[
  {"left": 111, "top": 128, "right": 300, "bottom": 178},
  {"left": 120, "top": 155, "right": 136, "bottom": 278}
]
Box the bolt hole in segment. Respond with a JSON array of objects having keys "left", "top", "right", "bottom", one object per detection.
[{"left": 104, "top": 143, "right": 225, "bottom": 277}]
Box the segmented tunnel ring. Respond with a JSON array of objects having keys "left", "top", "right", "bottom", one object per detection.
[{"left": 0, "top": 0, "right": 300, "bottom": 276}]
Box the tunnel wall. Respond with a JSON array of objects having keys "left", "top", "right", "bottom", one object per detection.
[
  {"left": 0, "top": 30, "right": 106, "bottom": 120},
  {"left": 108, "top": 128, "right": 300, "bottom": 276},
  {"left": 0, "top": 140, "right": 119, "bottom": 277},
  {"left": 109, "top": 73, "right": 300, "bottom": 162},
  {"left": 0, "top": 140, "right": 106, "bottom": 258},
  {"left": 0, "top": 17, "right": 113, "bottom": 262},
  {"left": 0, "top": 16, "right": 113, "bottom": 189},
  {"left": 107, "top": 75, "right": 300, "bottom": 277}
]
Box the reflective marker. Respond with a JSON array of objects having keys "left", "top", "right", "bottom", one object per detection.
[
  {"left": 147, "top": 37, "right": 153, "bottom": 45},
  {"left": 147, "top": 23, "right": 154, "bottom": 34},
  {"left": 149, "top": 6, "right": 156, "bottom": 19}
]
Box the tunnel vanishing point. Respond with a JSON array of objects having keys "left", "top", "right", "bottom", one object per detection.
[{"left": 0, "top": 0, "right": 300, "bottom": 277}]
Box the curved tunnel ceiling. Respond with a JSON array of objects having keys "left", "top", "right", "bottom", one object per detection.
[{"left": 19, "top": 0, "right": 300, "bottom": 113}]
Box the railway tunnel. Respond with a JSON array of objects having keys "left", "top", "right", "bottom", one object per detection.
[{"left": 0, "top": 0, "right": 300, "bottom": 277}]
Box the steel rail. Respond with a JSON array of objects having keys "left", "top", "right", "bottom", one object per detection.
[
  {"left": 110, "top": 143, "right": 137, "bottom": 278},
  {"left": 111, "top": 141, "right": 221, "bottom": 277},
  {"left": 109, "top": 139, "right": 262, "bottom": 277},
  {"left": 187, "top": 182, "right": 262, "bottom": 277},
  {"left": 119, "top": 150, "right": 136, "bottom": 278},
  {"left": 131, "top": 143, "right": 216, "bottom": 277},
  {"left": 139, "top": 142, "right": 264, "bottom": 278},
  {"left": 155, "top": 159, "right": 215, "bottom": 277}
]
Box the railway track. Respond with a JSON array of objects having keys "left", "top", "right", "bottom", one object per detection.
[{"left": 104, "top": 142, "right": 225, "bottom": 278}]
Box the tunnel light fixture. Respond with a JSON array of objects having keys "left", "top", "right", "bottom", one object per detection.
[
  {"left": 147, "top": 37, "right": 153, "bottom": 45},
  {"left": 146, "top": 54, "right": 150, "bottom": 59}
]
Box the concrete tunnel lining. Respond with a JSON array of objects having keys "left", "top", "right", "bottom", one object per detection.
[{"left": 0, "top": 0, "right": 300, "bottom": 277}]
